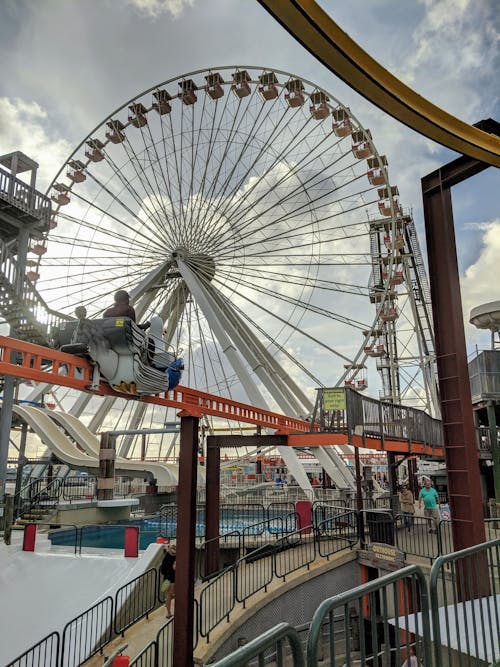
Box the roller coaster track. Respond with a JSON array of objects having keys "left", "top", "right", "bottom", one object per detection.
[
  {"left": 0, "top": 336, "right": 443, "bottom": 456},
  {"left": 258, "top": 0, "right": 500, "bottom": 167}
]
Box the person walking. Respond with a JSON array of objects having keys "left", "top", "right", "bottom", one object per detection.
[
  {"left": 399, "top": 483, "right": 415, "bottom": 531},
  {"left": 418, "top": 478, "right": 440, "bottom": 533},
  {"left": 160, "top": 542, "right": 176, "bottom": 618}
]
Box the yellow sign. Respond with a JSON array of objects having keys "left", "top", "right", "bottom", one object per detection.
[{"left": 323, "top": 388, "right": 346, "bottom": 411}]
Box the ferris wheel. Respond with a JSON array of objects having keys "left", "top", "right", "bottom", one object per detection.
[{"left": 32, "top": 66, "right": 437, "bottom": 459}]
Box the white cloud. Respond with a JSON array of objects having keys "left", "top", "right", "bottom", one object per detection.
[
  {"left": 123, "top": 0, "right": 195, "bottom": 18},
  {"left": 0, "top": 97, "right": 72, "bottom": 191},
  {"left": 461, "top": 219, "right": 500, "bottom": 342}
]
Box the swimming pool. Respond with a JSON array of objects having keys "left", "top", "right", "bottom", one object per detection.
[{"left": 48, "top": 514, "right": 298, "bottom": 550}]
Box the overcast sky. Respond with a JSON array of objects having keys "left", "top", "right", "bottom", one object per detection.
[{"left": 1, "top": 0, "right": 499, "bottom": 351}]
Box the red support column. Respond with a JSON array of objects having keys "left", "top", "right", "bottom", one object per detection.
[
  {"left": 422, "top": 157, "right": 488, "bottom": 553},
  {"left": 173, "top": 415, "right": 199, "bottom": 667},
  {"left": 124, "top": 526, "right": 139, "bottom": 558},
  {"left": 23, "top": 523, "right": 37, "bottom": 551}
]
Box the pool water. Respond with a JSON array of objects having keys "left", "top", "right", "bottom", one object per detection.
[{"left": 48, "top": 515, "right": 296, "bottom": 550}]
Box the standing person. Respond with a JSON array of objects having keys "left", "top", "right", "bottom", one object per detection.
[
  {"left": 399, "top": 483, "right": 415, "bottom": 531},
  {"left": 160, "top": 542, "right": 176, "bottom": 618},
  {"left": 418, "top": 478, "right": 440, "bottom": 533}
]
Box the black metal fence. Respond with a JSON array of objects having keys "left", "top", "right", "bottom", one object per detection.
[
  {"left": 61, "top": 597, "right": 114, "bottom": 667},
  {"left": 9, "top": 508, "right": 491, "bottom": 666},
  {"left": 6, "top": 631, "right": 60, "bottom": 667}
]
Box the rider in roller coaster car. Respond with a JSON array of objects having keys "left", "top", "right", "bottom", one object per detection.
[{"left": 57, "top": 291, "right": 183, "bottom": 396}]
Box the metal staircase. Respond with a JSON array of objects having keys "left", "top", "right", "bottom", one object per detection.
[{"left": 0, "top": 152, "right": 70, "bottom": 346}]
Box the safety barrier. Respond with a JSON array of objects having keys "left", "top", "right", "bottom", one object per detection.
[
  {"left": 307, "top": 564, "right": 432, "bottom": 666},
  {"left": 211, "top": 539, "right": 499, "bottom": 667},
  {"left": 61, "top": 596, "right": 114, "bottom": 667},
  {"left": 430, "top": 538, "right": 500, "bottom": 666},
  {"left": 211, "top": 622, "right": 305, "bottom": 667},
  {"left": 115, "top": 568, "right": 158, "bottom": 635},
  {"left": 199, "top": 565, "right": 236, "bottom": 638},
  {"left": 8, "top": 512, "right": 493, "bottom": 666},
  {"left": 6, "top": 631, "right": 60, "bottom": 667}
]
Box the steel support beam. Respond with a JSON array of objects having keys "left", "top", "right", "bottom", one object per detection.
[
  {"left": 173, "top": 415, "right": 199, "bottom": 667},
  {"left": 421, "top": 148, "right": 495, "bottom": 551}
]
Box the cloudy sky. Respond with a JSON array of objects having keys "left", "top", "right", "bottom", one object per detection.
[{"left": 0, "top": 0, "right": 498, "bottom": 354}]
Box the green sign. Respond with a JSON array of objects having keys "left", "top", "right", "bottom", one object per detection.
[{"left": 323, "top": 388, "right": 346, "bottom": 411}]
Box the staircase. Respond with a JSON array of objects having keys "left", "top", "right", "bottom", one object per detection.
[
  {"left": 12, "top": 503, "right": 57, "bottom": 530},
  {"left": 12, "top": 477, "right": 62, "bottom": 530},
  {"left": 0, "top": 154, "right": 71, "bottom": 347}
]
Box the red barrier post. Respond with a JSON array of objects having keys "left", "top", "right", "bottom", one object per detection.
[
  {"left": 124, "top": 526, "right": 139, "bottom": 558},
  {"left": 295, "top": 500, "right": 312, "bottom": 534},
  {"left": 22, "top": 523, "right": 37, "bottom": 551}
]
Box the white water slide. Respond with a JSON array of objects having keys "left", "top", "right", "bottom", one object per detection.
[{"left": 12, "top": 405, "right": 206, "bottom": 486}]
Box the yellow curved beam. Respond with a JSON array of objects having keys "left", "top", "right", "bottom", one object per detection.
[{"left": 258, "top": 0, "right": 500, "bottom": 167}]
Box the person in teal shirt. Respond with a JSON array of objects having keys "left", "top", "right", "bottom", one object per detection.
[{"left": 418, "top": 478, "right": 440, "bottom": 533}]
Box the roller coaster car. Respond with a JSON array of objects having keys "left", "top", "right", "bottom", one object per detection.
[{"left": 58, "top": 317, "right": 183, "bottom": 396}]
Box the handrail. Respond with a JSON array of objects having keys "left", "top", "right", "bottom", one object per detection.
[
  {"left": 429, "top": 538, "right": 500, "bottom": 667},
  {"left": 211, "top": 622, "right": 305, "bottom": 667},
  {"left": 0, "top": 164, "right": 51, "bottom": 221}
]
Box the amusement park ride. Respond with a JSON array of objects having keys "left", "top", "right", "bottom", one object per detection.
[
  {"left": 0, "top": 65, "right": 445, "bottom": 499},
  {"left": 0, "top": 6, "right": 499, "bottom": 665}
]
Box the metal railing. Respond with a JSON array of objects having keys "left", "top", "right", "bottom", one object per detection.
[
  {"left": 0, "top": 164, "right": 51, "bottom": 222},
  {"left": 213, "top": 539, "right": 499, "bottom": 667},
  {"left": 211, "top": 622, "right": 305, "bottom": 667},
  {"left": 61, "top": 597, "right": 114, "bottom": 667},
  {"left": 430, "top": 538, "right": 500, "bottom": 666},
  {"left": 115, "top": 568, "right": 158, "bottom": 635},
  {"left": 199, "top": 565, "right": 236, "bottom": 639},
  {"left": 6, "top": 631, "right": 60, "bottom": 667},
  {"left": 307, "top": 564, "right": 432, "bottom": 666}
]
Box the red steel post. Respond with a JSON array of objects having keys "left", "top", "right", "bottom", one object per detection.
[
  {"left": 173, "top": 415, "right": 199, "bottom": 667},
  {"left": 422, "top": 158, "right": 487, "bottom": 552}
]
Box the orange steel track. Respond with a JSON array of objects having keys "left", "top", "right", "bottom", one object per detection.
[
  {"left": 258, "top": 0, "right": 500, "bottom": 168},
  {"left": 0, "top": 336, "right": 442, "bottom": 455}
]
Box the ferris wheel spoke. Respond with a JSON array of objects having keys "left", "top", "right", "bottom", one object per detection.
[
  {"left": 68, "top": 183, "right": 166, "bottom": 253},
  {"left": 116, "top": 139, "right": 180, "bottom": 240},
  {"left": 198, "top": 91, "right": 300, "bottom": 239},
  {"left": 212, "top": 271, "right": 369, "bottom": 334},
  {"left": 218, "top": 265, "right": 369, "bottom": 297},
  {"left": 208, "top": 123, "right": 355, "bottom": 248},
  {"left": 192, "top": 83, "right": 276, "bottom": 238},
  {"left": 88, "top": 151, "right": 170, "bottom": 243},
  {"left": 214, "top": 186, "right": 376, "bottom": 258}
]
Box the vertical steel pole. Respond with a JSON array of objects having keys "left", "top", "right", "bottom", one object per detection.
[
  {"left": 486, "top": 403, "right": 500, "bottom": 503},
  {"left": 422, "top": 163, "right": 486, "bottom": 552},
  {"left": 0, "top": 374, "right": 15, "bottom": 500},
  {"left": 205, "top": 437, "right": 220, "bottom": 577},
  {"left": 173, "top": 415, "right": 198, "bottom": 667}
]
